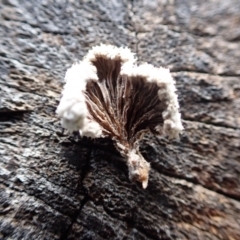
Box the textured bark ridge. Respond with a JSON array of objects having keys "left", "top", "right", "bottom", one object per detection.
[{"left": 0, "top": 0, "right": 240, "bottom": 239}]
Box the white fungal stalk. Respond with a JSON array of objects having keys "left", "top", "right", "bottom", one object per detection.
[{"left": 56, "top": 43, "right": 183, "bottom": 189}]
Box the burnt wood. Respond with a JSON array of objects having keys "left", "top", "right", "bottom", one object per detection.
[{"left": 0, "top": 0, "right": 240, "bottom": 239}]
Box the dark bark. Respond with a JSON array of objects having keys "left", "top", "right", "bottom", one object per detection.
[{"left": 0, "top": 0, "right": 240, "bottom": 239}]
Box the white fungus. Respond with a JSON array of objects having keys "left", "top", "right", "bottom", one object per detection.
[{"left": 56, "top": 43, "right": 183, "bottom": 189}]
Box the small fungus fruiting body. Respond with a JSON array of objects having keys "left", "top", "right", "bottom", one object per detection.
[{"left": 56, "top": 44, "right": 183, "bottom": 188}]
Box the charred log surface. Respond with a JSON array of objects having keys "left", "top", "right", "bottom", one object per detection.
[{"left": 0, "top": 0, "right": 240, "bottom": 239}]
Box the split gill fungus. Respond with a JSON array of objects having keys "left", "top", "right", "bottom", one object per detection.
[{"left": 56, "top": 44, "right": 183, "bottom": 189}]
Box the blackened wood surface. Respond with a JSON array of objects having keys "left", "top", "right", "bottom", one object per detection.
[{"left": 0, "top": 0, "right": 240, "bottom": 239}]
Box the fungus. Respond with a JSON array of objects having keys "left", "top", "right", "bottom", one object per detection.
[{"left": 56, "top": 44, "right": 183, "bottom": 188}]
